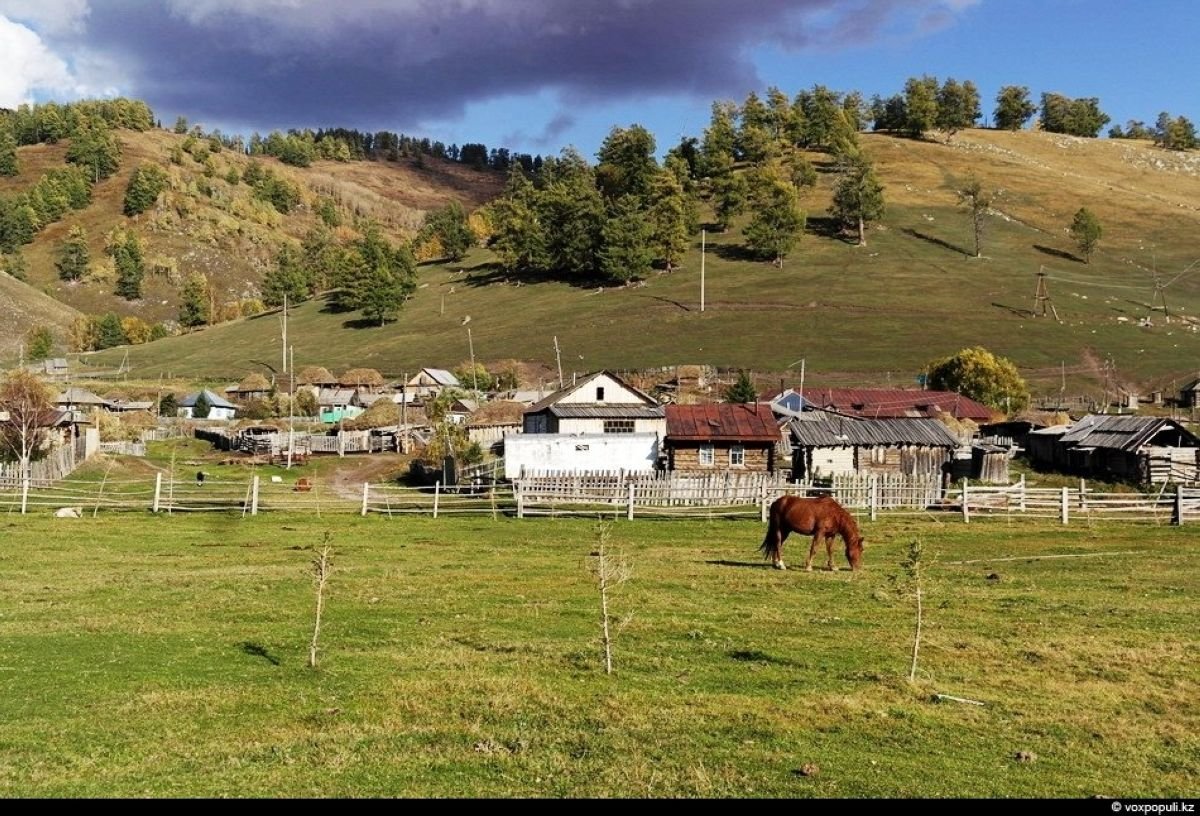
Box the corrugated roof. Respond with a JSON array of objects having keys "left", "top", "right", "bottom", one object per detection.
[
  {"left": 549, "top": 405, "right": 665, "bottom": 419},
  {"left": 421, "top": 368, "right": 461, "bottom": 387},
  {"left": 179, "top": 390, "right": 237, "bottom": 409},
  {"left": 776, "top": 387, "right": 994, "bottom": 422},
  {"left": 317, "top": 388, "right": 356, "bottom": 407},
  {"left": 1059, "top": 414, "right": 1200, "bottom": 452},
  {"left": 56, "top": 387, "right": 109, "bottom": 405},
  {"left": 666, "top": 403, "right": 781, "bottom": 442},
  {"left": 788, "top": 417, "right": 961, "bottom": 447}
]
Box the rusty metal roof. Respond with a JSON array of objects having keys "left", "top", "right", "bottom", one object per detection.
[
  {"left": 788, "top": 416, "right": 962, "bottom": 447},
  {"left": 666, "top": 403, "right": 782, "bottom": 442},
  {"left": 775, "top": 387, "right": 994, "bottom": 422}
]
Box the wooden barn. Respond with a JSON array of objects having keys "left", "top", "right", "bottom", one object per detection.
[
  {"left": 1036, "top": 414, "right": 1200, "bottom": 484},
  {"left": 664, "top": 403, "right": 783, "bottom": 473},
  {"left": 786, "top": 416, "right": 962, "bottom": 481}
]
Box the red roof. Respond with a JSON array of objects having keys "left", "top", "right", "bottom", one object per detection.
[
  {"left": 666, "top": 403, "right": 781, "bottom": 442},
  {"left": 799, "top": 388, "right": 994, "bottom": 422}
]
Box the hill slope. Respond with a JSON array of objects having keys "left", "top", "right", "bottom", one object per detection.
[
  {"left": 43, "top": 129, "right": 1200, "bottom": 394},
  {"left": 0, "top": 129, "right": 502, "bottom": 335}
]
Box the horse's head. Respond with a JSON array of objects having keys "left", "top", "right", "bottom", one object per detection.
[{"left": 846, "top": 532, "right": 864, "bottom": 570}]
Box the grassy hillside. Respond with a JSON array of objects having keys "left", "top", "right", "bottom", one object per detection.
[
  {"left": 74, "top": 128, "right": 1200, "bottom": 395},
  {"left": 1, "top": 514, "right": 1196, "bottom": 796},
  {"left": 0, "top": 129, "right": 502, "bottom": 339},
  {"left": 0, "top": 272, "right": 80, "bottom": 359}
]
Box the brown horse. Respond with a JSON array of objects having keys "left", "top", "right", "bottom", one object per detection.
[{"left": 759, "top": 494, "right": 864, "bottom": 571}]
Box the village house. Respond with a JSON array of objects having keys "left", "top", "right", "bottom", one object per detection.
[
  {"left": 317, "top": 388, "right": 362, "bottom": 424},
  {"left": 1026, "top": 414, "right": 1200, "bottom": 484},
  {"left": 24, "top": 358, "right": 70, "bottom": 381},
  {"left": 55, "top": 387, "right": 112, "bottom": 414},
  {"left": 1180, "top": 376, "right": 1200, "bottom": 409},
  {"left": 406, "top": 368, "right": 461, "bottom": 400},
  {"left": 786, "top": 415, "right": 963, "bottom": 481},
  {"left": 664, "top": 403, "right": 783, "bottom": 473},
  {"left": 228, "top": 373, "right": 272, "bottom": 403},
  {"left": 177, "top": 390, "right": 238, "bottom": 421},
  {"left": 466, "top": 401, "right": 525, "bottom": 455},
  {"left": 505, "top": 371, "right": 666, "bottom": 478}
]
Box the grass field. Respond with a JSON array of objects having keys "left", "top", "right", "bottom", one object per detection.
[{"left": 0, "top": 514, "right": 1196, "bottom": 797}]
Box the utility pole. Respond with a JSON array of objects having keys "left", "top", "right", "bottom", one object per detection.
[
  {"left": 554, "top": 335, "right": 564, "bottom": 389},
  {"left": 700, "top": 229, "right": 706, "bottom": 313},
  {"left": 401, "top": 372, "right": 408, "bottom": 453},
  {"left": 281, "top": 294, "right": 288, "bottom": 375},
  {"left": 468, "top": 326, "right": 480, "bottom": 403},
  {"left": 287, "top": 345, "right": 295, "bottom": 469},
  {"left": 798, "top": 358, "right": 806, "bottom": 412},
  {"left": 1033, "top": 268, "right": 1060, "bottom": 321}
]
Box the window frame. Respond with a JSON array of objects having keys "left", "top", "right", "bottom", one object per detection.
[
  {"left": 603, "top": 419, "right": 635, "bottom": 434},
  {"left": 729, "top": 444, "right": 745, "bottom": 467},
  {"left": 698, "top": 444, "right": 715, "bottom": 466}
]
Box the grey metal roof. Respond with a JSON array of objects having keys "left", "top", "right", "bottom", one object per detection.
[
  {"left": 1059, "top": 414, "right": 1200, "bottom": 452},
  {"left": 788, "top": 417, "right": 961, "bottom": 448},
  {"left": 421, "top": 368, "right": 461, "bottom": 387},
  {"left": 179, "top": 390, "right": 237, "bottom": 409},
  {"left": 548, "top": 405, "right": 665, "bottom": 419},
  {"left": 527, "top": 371, "right": 659, "bottom": 412}
]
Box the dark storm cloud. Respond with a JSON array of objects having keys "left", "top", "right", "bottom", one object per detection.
[{"left": 42, "top": 0, "right": 972, "bottom": 130}]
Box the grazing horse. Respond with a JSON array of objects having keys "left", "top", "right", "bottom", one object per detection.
[{"left": 760, "top": 494, "right": 864, "bottom": 571}]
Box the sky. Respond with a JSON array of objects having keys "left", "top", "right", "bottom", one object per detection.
[{"left": 0, "top": 1, "right": 1197, "bottom": 159}]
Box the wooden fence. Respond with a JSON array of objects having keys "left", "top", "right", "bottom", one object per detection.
[
  {"left": 3, "top": 467, "right": 1199, "bottom": 525},
  {"left": 0, "top": 443, "right": 81, "bottom": 488}
]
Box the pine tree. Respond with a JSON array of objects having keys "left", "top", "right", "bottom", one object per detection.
[
  {"left": 957, "top": 175, "right": 993, "bottom": 258},
  {"left": 95, "top": 312, "right": 127, "bottom": 349},
  {"left": 711, "top": 170, "right": 747, "bottom": 232},
  {"left": 262, "top": 244, "right": 310, "bottom": 307},
  {"left": 646, "top": 170, "right": 691, "bottom": 271},
  {"left": 0, "top": 128, "right": 19, "bottom": 177},
  {"left": 903, "top": 76, "right": 940, "bottom": 139},
  {"left": 55, "top": 226, "right": 90, "bottom": 281},
  {"left": 993, "top": 86, "right": 1036, "bottom": 131},
  {"left": 744, "top": 171, "right": 805, "bottom": 268},
  {"left": 123, "top": 164, "right": 168, "bottom": 216},
  {"left": 66, "top": 118, "right": 122, "bottom": 181},
  {"left": 112, "top": 232, "right": 145, "bottom": 300},
  {"left": 595, "top": 124, "right": 658, "bottom": 200},
  {"left": 599, "top": 195, "right": 653, "bottom": 283},
  {"left": 24, "top": 326, "right": 54, "bottom": 361},
  {"left": 724, "top": 370, "right": 758, "bottom": 403},
  {"left": 1068, "top": 207, "right": 1102, "bottom": 264},
  {"left": 830, "top": 154, "right": 885, "bottom": 246},
  {"left": 423, "top": 201, "right": 474, "bottom": 261},
  {"left": 178, "top": 273, "right": 210, "bottom": 327}
]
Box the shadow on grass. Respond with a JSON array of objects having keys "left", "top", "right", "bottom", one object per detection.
[
  {"left": 456, "top": 263, "right": 611, "bottom": 291},
  {"left": 728, "top": 649, "right": 801, "bottom": 667},
  {"left": 807, "top": 215, "right": 849, "bottom": 241},
  {"left": 239, "top": 641, "right": 281, "bottom": 666},
  {"left": 1034, "top": 244, "right": 1080, "bottom": 263},
  {"left": 706, "top": 559, "right": 772, "bottom": 569},
  {"left": 711, "top": 243, "right": 766, "bottom": 263},
  {"left": 637, "top": 294, "right": 691, "bottom": 312},
  {"left": 992, "top": 302, "right": 1035, "bottom": 318},
  {"left": 902, "top": 227, "right": 969, "bottom": 257}
]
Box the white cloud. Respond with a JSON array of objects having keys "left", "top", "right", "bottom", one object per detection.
[
  {"left": 0, "top": 0, "right": 89, "bottom": 35},
  {"left": 0, "top": 14, "right": 82, "bottom": 108}
]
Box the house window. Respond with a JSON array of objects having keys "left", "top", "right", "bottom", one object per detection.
[
  {"left": 604, "top": 419, "right": 635, "bottom": 434},
  {"left": 730, "top": 445, "right": 745, "bottom": 466},
  {"left": 699, "top": 444, "right": 715, "bottom": 466},
  {"left": 596, "top": 387, "right": 606, "bottom": 402}
]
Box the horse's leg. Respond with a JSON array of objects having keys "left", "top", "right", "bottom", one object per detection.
[
  {"left": 805, "top": 532, "right": 819, "bottom": 572},
  {"left": 826, "top": 533, "right": 837, "bottom": 571},
  {"left": 774, "top": 527, "right": 788, "bottom": 570}
]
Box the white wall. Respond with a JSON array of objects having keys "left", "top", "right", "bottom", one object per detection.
[
  {"left": 504, "top": 433, "right": 659, "bottom": 479},
  {"left": 177, "top": 407, "right": 237, "bottom": 421},
  {"left": 558, "top": 373, "right": 649, "bottom": 406}
]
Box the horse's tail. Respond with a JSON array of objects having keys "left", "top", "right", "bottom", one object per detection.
[{"left": 759, "top": 498, "right": 781, "bottom": 560}]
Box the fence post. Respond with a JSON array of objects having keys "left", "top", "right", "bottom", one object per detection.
[
  {"left": 1174, "top": 483, "right": 1184, "bottom": 526},
  {"left": 361, "top": 482, "right": 370, "bottom": 516},
  {"left": 153, "top": 472, "right": 162, "bottom": 513},
  {"left": 1018, "top": 474, "right": 1026, "bottom": 513},
  {"left": 869, "top": 475, "right": 879, "bottom": 522},
  {"left": 626, "top": 480, "right": 635, "bottom": 521},
  {"left": 759, "top": 480, "right": 768, "bottom": 524},
  {"left": 960, "top": 479, "right": 970, "bottom": 523},
  {"left": 1061, "top": 486, "right": 1069, "bottom": 525},
  {"left": 433, "top": 481, "right": 441, "bottom": 519},
  {"left": 339, "top": 432, "right": 346, "bottom": 458},
  {"left": 1079, "top": 478, "right": 1087, "bottom": 512},
  {"left": 516, "top": 480, "right": 525, "bottom": 519},
  {"left": 251, "top": 475, "right": 260, "bottom": 516}
]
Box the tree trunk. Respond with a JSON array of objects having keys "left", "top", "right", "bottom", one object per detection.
[{"left": 858, "top": 217, "right": 866, "bottom": 246}]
